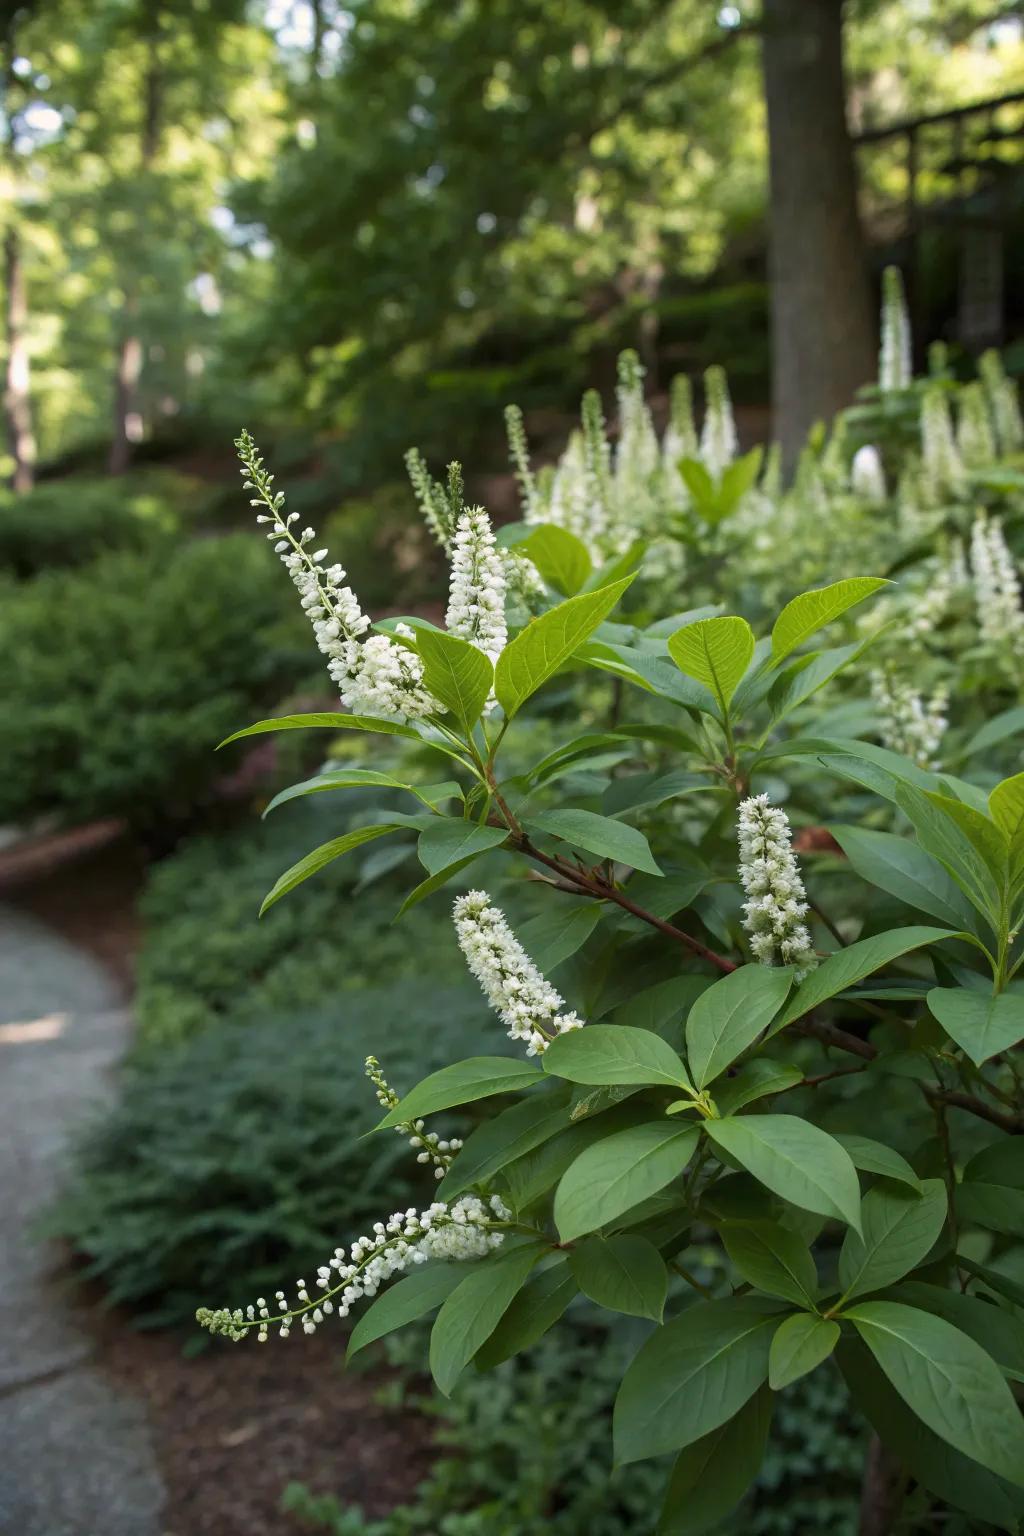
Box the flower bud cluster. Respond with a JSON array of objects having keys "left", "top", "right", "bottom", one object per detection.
[
  {"left": 196, "top": 1193, "right": 511, "bottom": 1344},
  {"left": 737, "top": 795, "right": 817, "bottom": 981},
  {"left": 445, "top": 507, "right": 508, "bottom": 661},
  {"left": 879, "top": 266, "right": 912, "bottom": 392},
  {"left": 364, "top": 1055, "right": 462, "bottom": 1180},
  {"left": 920, "top": 387, "right": 965, "bottom": 504},
  {"left": 453, "top": 890, "right": 584, "bottom": 1055}
]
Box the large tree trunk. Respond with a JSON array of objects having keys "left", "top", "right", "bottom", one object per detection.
[
  {"left": 4, "top": 222, "right": 35, "bottom": 492},
  {"left": 761, "top": 0, "right": 874, "bottom": 468},
  {"left": 858, "top": 1434, "right": 906, "bottom": 1536}
]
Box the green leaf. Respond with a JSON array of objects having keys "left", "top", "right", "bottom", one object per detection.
[
  {"left": 219, "top": 712, "right": 423, "bottom": 748},
  {"left": 991, "top": 771, "right": 1024, "bottom": 842},
  {"left": 928, "top": 987, "right": 1024, "bottom": 1066},
  {"left": 830, "top": 825, "right": 981, "bottom": 933},
  {"left": 831, "top": 1134, "right": 923, "bottom": 1192},
  {"left": 896, "top": 784, "right": 1004, "bottom": 923},
  {"left": 667, "top": 616, "right": 755, "bottom": 714},
  {"left": 964, "top": 705, "right": 1024, "bottom": 760},
  {"left": 602, "top": 769, "right": 714, "bottom": 818},
  {"left": 955, "top": 1182, "right": 1024, "bottom": 1240},
  {"left": 495, "top": 576, "right": 635, "bottom": 718},
  {"left": 415, "top": 630, "right": 493, "bottom": 732},
  {"left": 429, "top": 1241, "right": 547, "bottom": 1395},
  {"left": 712, "top": 1059, "right": 803, "bottom": 1116},
  {"left": 846, "top": 1300, "right": 1024, "bottom": 1485},
  {"left": 706, "top": 1115, "right": 862, "bottom": 1232},
  {"left": 393, "top": 854, "right": 482, "bottom": 917},
  {"left": 437, "top": 1093, "right": 571, "bottom": 1200},
  {"left": 417, "top": 820, "right": 508, "bottom": 874},
  {"left": 685, "top": 966, "right": 793, "bottom": 1089},
  {"left": 838, "top": 1179, "right": 947, "bottom": 1302},
  {"left": 542, "top": 1026, "right": 691, "bottom": 1090},
  {"left": 771, "top": 578, "right": 888, "bottom": 663},
  {"left": 840, "top": 1339, "right": 1024, "bottom": 1532},
  {"left": 964, "top": 1138, "right": 1024, "bottom": 1189},
  {"left": 260, "top": 825, "right": 397, "bottom": 914},
  {"left": 515, "top": 901, "right": 603, "bottom": 974},
  {"left": 525, "top": 808, "right": 661, "bottom": 875},
  {"left": 657, "top": 1386, "right": 772, "bottom": 1535},
  {"left": 614, "top": 1295, "right": 779, "bottom": 1464},
  {"left": 769, "top": 1314, "right": 839, "bottom": 1390},
  {"left": 768, "top": 927, "right": 954, "bottom": 1035},
  {"left": 554, "top": 1122, "right": 699, "bottom": 1242},
  {"left": 376, "top": 1057, "right": 544, "bottom": 1128},
  {"left": 474, "top": 1260, "right": 577, "bottom": 1368},
  {"left": 569, "top": 1233, "right": 667, "bottom": 1321},
  {"left": 888, "top": 1282, "right": 1024, "bottom": 1383},
  {"left": 721, "top": 1221, "right": 818, "bottom": 1308},
  {"left": 960, "top": 1257, "right": 1024, "bottom": 1309},
  {"left": 520, "top": 524, "right": 593, "bottom": 596},
  {"left": 347, "top": 1263, "right": 472, "bottom": 1360},
  {"left": 767, "top": 640, "right": 869, "bottom": 723},
  {"left": 262, "top": 768, "right": 422, "bottom": 817}
]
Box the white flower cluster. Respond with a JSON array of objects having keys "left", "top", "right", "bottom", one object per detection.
[
  {"left": 445, "top": 507, "right": 508, "bottom": 661},
  {"left": 980, "top": 350, "right": 1024, "bottom": 455},
  {"left": 971, "top": 511, "right": 1024, "bottom": 652},
  {"left": 364, "top": 1055, "right": 463, "bottom": 1180},
  {"left": 661, "top": 373, "right": 698, "bottom": 498},
  {"left": 197, "top": 1194, "right": 511, "bottom": 1344},
  {"left": 920, "top": 387, "right": 965, "bottom": 504},
  {"left": 905, "top": 544, "right": 967, "bottom": 643},
  {"left": 957, "top": 382, "right": 996, "bottom": 469},
  {"left": 850, "top": 444, "right": 886, "bottom": 504},
  {"left": 699, "top": 364, "right": 738, "bottom": 479},
  {"left": 870, "top": 671, "right": 948, "bottom": 768},
  {"left": 453, "top": 890, "right": 584, "bottom": 1055},
  {"left": 737, "top": 795, "right": 817, "bottom": 981},
  {"left": 879, "top": 266, "right": 912, "bottom": 392},
  {"left": 237, "top": 430, "right": 438, "bottom": 722}
]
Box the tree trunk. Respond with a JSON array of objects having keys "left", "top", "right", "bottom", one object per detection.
[
  {"left": 4, "top": 220, "right": 35, "bottom": 491},
  {"left": 761, "top": 0, "right": 875, "bottom": 468},
  {"left": 858, "top": 1433, "right": 906, "bottom": 1536},
  {"left": 110, "top": 7, "right": 162, "bottom": 475}
]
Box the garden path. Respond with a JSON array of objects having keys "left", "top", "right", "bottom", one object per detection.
[{"left": 0, "top": 904, "right": 166, "bottom": 1536}]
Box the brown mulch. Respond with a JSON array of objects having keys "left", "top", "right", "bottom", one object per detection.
[{"left": 103, "top": 1327, "right": 436, "bottom": 1536}]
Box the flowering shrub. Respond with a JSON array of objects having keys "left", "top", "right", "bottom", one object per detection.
[{"left": 197, "top": 319, "right": 1024, "bottom": 1528}]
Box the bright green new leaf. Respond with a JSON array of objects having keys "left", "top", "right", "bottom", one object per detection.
[
  {"left": 429, "top": 1241, "right": 547, "bottom": 1395},
  {"left": 543, "top": 1026, "right": 691, "bottom": 1090},
  {"left": 554, "top": 1121, "right": 699, "bottom": 1242},
  {"left": 415, "top": 629, "right": 494, "bottom": 732},
  {"left": 614, "top": 1295, "right": 779, "bottom": 1464},
  {"left": 928, "top": 987, "right": 1024, "bottom": 1066},
  {"left": 838, "top": 1180, "right": 947, "bottom": 1302},
  {"left": 260, "top": 824, "right": 397, "bottom": 914},
  {"left": 846, "top": 1300, "right": 1024, "bottom": 1485},
  {"left": 347, "top": 1262, "right": 473, "bottom": 1360},
  {"left": 376, "top": 1057, "right": 543, "bottom": 1128},
  {"left": 417, "top": 820, "right": 508, "bottom": 874},
  {"left": 525, "top": 808, "right": 662, "bottom": 875},
  {"left": 770, "top": 577, "right": 888, "bottom": 663},
  {"left": 768, "top": 927, "right": 954, "bottom": 1034},
  {"left": 495, "top": 576, "right": 635, "bottom": 718},
  {"left": 706, "top": 1115, "right": 862, "bottom": 1232},
  {"left": 667, "top": 616, "right": 755, "bottom": 713},
  {"left": 769, "top": 1314, "right": 839, "bottom": 1390},
  {"left": 721, "top": 1221, "right": 818, "bottom": 1308},
  {"left": 990, "top": 772, "right": 1024, "bottom": 842},
  {"left": 657, "top": 1386, "right": 773, "bottom": 1535},
  {"left": 685, "top": 965, "right": 793, "bottom": 1088},
  {"left": 569, "top": 1233, "right": 668, "bottom": 1321},
  {"left": 520, "top": 523, "right": 593, "bottom": 596}
]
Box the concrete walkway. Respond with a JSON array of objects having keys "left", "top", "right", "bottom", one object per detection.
[{"left": 0, "top": 906, "right": 166, "bottom": 1536}]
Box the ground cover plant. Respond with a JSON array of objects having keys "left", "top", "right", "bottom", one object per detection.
[{"left": 192, "top": 281, "right": 1024, "bottom": 1532}]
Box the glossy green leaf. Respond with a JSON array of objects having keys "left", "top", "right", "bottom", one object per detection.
[
  {"left": 667, "top": 615, "right": 755, "bottom": 713},
  {"left": 721, "top": 1221, "right": 817, "bottom": 1308},
  {"left": 685, "top": 965, "right": 792, "bottom": 1088},
  {"left": 347, "top": 1263, "right": 472, "bottom": 1360},
  {"left": 896, "top": 784, "right": 1004, "bottom": 923},
  {"left": 771, "top": 577, "right": 888, "bottom": 663},
  {"left": 376, "top": 1057, "right": 543, "bottom": 1128},
  {"left": 657, "top": 1385, "right": 772, "bottom": 1535},
  {"left": 415, "top": 629, "right": 493, "bottom": 732},
  {"left": 768, "top": 927, "right": 954, "bottom": 1034},
  {"left": 543, "top": 1025, "right": 691, "bottom": 1090},
  {"left": 417, "top": 819, "right": 508, "bottom": 874},
  {"left": 569, "top": 1233, "right": 668, "bottom": 1321},
  {"left": 614, "top": 1294, "right": 779, "bottom": 1464},
  {"left": 219, "top": 712, "right": 423, "bottom": 748},
  {"left": 929, "top": 986, "right": 1024, "bottom": 1066},
  {"left": 769, "top": 1313, "right": 839, "bottom": 1390},
  {"left": 260, "top": 824, "right": 397, "bottom": 914},
  {"left": 990, "top": 772, "right": 1024, "bottom": 843},
  {"left": 706, "top": 1115, "right": 862, "bottom": 1231},
  {"left": 263, "top": 768, "right": 430, "bottom": 817},
  {"left": 554, "top": 1122, "right": 699, "bottom": 1241},
  {"left": 495, "top": 576, "right": 635, "bottom": 718},
  {"left": 525, "top": 808, "right": 662, "bottom": 875},
  {"left": 846, "top": 1300, "right": 1024, "bottom": 1485},
  {"left": 838, "top": 1180, "right": 946, "bottom": 1302},
  {"left": 429, "top": 1241, "right": 547, "bottom": 1395},
  {"left": 520, "top": 523, "right": 593, "bottom": 596}
]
